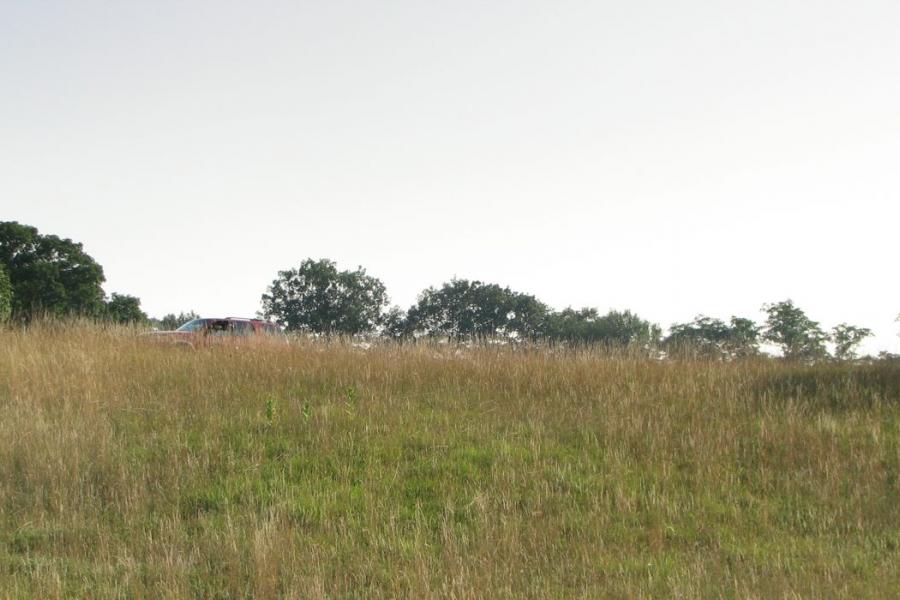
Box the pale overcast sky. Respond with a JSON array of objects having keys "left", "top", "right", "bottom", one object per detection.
[{"left": 1, "top": 1, "right": 898, "bottom": 352}]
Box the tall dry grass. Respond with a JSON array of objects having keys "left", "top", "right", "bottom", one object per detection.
[{"left": 0, "top": 321, "right": 897, "bottom": 598}]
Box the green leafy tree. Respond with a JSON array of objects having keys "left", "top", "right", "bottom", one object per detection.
[
  {"left": 104, "top": 293, "right": 148, "bottom": 325},
  {"left": 543, "top": 307, "right": 599, "bottom": 344},
  {"left": 665, "top": 315, "right": 732, "bottom": 358},
  {"left": 545, "top": 308, "right": 660, "bottom": 349},
  {"left": 406, "top": 279, "right": 550, "bottom": 341},
  {"left": 381, "top": 306, "right": 410, "bottom": 340},
  {"left": 0, "top": 264, "right": 11, "bottom": 323},
  {"left": 506, "top": 292, "right": 551, "bottom": 342},
  {"left": 762, "top": 299, "right": 828, "bottom": 361},
  {"left": 0, "top": 221, "right": 106, "bottom": 320},
  {"left": 830, "top": 323, "right": 872, "bottom": 361},
  {"left": 665, "top": 315, "right": 760, "bottom": 359},
  {"left": 725, "top": 317, "right": 761, "bottom": 358},
  {"left": 261, "top": 259, "right": 388, "bottom": 335},
  {"left": 593, "top": 309, "right": 661, "bottom": 349},
  {"left": 406, "top": 279, "right": 475, "bottom": 340}
]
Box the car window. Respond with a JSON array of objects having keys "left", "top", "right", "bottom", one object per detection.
[
  {"left": 207, "top": 320, "right": 231, "bottom": 335},
  {"left": 176, "top": 319, "right": 206, "bottom": 332},
  {"left": 232, "top": 321, "right": 254, "bottom": 336}
]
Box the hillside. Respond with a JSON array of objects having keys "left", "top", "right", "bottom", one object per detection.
[{"left": 1, "top": 324, "right": 898, "bottom": 598}]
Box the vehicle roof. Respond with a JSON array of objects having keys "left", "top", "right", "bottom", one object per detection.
[{"left": 196, "top": 317, "right": 268, "bottom": 322}]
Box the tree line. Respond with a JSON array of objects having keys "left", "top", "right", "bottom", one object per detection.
[
  {"left": 0, "top": 221, "right": 888, "bottom": 360},
  {"left": 259, "top": 258, "right": 878, "bottom": 360}
]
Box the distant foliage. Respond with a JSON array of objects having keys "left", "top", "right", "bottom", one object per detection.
[
  {"left": 406, "top": 279, "right": 549, "bottom": 341},
  {"left": 103, "top": 293, "right": 148, "bottom": 325},
  {"left": 401, "top": 280, "right": 661, "bottom": 348},
  {"left": 543, "top": 308, "right": 661, "bottom": 349},
  {"left": 762, "top": 300, "right": 829, "bottom": 361},
  {"left": 831, "top": 323, "right": 872, "bottom": 361},
  {"left": 381, "top": 306, "right": 410, "bottom": 340},
  {"left": 2, "top": 224, "right": 881, "bottom": 360},
  {"left": 727, "top": 317, "right": 762, "bottom": 358},
  {"left": 261, "top": 259, "right": 389, "bottom": 335},
  {"left": 0, "top": 221, "right": 106, "bottom": 320},
  {"left": 665, "top": 315, "right": 760, "bottom": 359},
  {"left": 0, "top": 264, "right": 11, "bottom": 323}
]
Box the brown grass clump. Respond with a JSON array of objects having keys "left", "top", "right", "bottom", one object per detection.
[{"left": 0, "top": 322, "right": 898, "bottom": 598}]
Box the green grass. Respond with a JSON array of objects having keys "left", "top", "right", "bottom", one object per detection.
[{"left": 0, "top": 323, "right": 898, "bottom": 598}]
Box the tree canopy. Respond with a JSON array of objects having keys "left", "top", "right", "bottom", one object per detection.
[
  {"left": 104, "top": 293, "right": 148, "bottom": 325},
  {"left": 762, "top": 300, "right": 828, "bottom": 361},
  {"left": 665, "top": 315, "right": 760, "bottom": 359},
  {"left": 406, "top": 279, "right": 550, "bottom": 341},
  {"left": 261, "top": 259, "right": 389, "bottom": 335},
  {"left": 0, "top": 221, "right": 106, "bottom": 320},
  {"left": 830, "top": 323, "right": 872, "bottom": 361},
  {"left": 543, "top": 308, "right": 661, "bottom": 349}
]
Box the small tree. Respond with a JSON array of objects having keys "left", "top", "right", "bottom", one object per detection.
[
  {"left": 762, "top": 300, "right": 828, "bottom": 361},
  {"left": 104, "top": 293, "right": 148, "bottom": 325},
  {"left": 831, "top": 323, "right": 872, "bottom": 361},
  {"left": 261, "top": 259, "right": 389, "bottom": 335}
]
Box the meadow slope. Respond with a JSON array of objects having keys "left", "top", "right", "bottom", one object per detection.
[{"left": 0, "top": 324, "right": 898, "bottom": 598}]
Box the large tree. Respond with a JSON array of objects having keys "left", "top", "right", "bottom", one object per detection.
[
  {"left": 762, "top": 300, "right": 828, "bottom": 361},
  {"left": 0, "top": 221, "right": 106, "bottom": 320},
  {"left": 261, "top": 259, "right": 389, "bottom": 335},
  {"left": 405, "top": 279, "right": 549, "bottom": 341}
]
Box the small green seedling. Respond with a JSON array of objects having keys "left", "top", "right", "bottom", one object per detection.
[{"left": 265, "top": 395, "right": 278, "bottom": 425}]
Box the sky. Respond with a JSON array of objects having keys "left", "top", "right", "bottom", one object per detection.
[{"left": 1, "top": 0, "right": 898, "bottom": 353}]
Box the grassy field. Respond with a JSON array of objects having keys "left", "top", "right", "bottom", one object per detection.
[{"left": 0, "top": 323, "right": 897, "bottom": 598}]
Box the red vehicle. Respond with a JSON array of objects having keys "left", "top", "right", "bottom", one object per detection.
[{"left": 145, "top": 317, "right": 285, "bottom": 348}]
